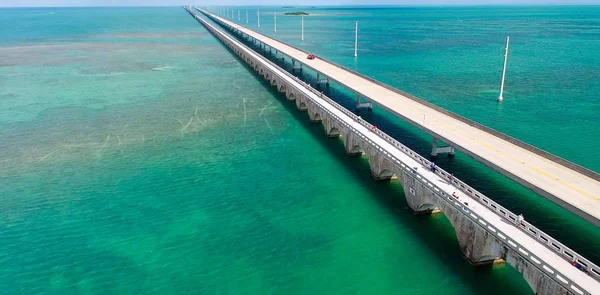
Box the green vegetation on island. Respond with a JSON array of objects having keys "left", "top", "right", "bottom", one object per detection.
[{"left": 284, "top": 11, "right": 310, "bottom": 16}]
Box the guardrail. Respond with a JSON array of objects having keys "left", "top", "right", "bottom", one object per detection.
[{"left": 187, "top": 8, "right": 599, "bottom": 291}]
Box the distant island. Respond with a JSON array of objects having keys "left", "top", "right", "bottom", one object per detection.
[
  {"left": 282, "top": 6, "right": 295, "bottom": 8},
  {"left": 284, "top": 12, "right": 310, "bottom": 16}
]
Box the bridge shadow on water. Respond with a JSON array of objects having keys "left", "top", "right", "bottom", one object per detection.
[
  {"left": 223, "top": 29, "right": 600, "bottom": 268},
  {"left": 201, "top": 24, "right": 533, "bottom": 293}
]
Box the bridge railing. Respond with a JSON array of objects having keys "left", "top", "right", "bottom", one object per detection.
[{"left": 194, "top": 7, "right": 600, "bottom": 284}]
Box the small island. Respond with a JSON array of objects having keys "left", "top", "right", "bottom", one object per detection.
[{"left": 284, "top": 11, "right": 310, "bottom": 16}]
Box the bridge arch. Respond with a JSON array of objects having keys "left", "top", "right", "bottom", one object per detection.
[
  {"left": 363, "top": 147, "right": 396, "bottom": 181},
  {"left": 296, "top": 98, "right": 307, "bottom": 111},
  {"left": 309, "top": 111, "right": 322, "bottom": 123},
  {"left": 328, "top": 126, "right": 341, "bottom": 137},
  {"left": 286, "top": 92, "right": 296, "bottom": 101},
  {"left": 342, "top": 132, "right": 363, "bottom": 156}
]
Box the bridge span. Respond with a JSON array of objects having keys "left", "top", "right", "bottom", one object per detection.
[
  {"left": 185, "top": 7, "right": 600, "bottom": 294},
  {"left": 198, "top": 8, "right": 600, "bottom": 229}
]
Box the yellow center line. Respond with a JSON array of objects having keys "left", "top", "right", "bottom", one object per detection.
[{"left": 437, "top": 123, "right": 598, "bottom": 202}]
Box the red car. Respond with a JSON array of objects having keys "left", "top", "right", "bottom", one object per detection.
[{"left": 307, "top": 54, "right": 316, "bottom": 60}]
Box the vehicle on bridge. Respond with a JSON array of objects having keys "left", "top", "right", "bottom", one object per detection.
[{"left": 307, "top": 54, "right": 316, "bottom": 60}]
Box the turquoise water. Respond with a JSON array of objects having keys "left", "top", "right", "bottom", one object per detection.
[{"left": 0, "top": 6, "right": 598, "bottom": 294}]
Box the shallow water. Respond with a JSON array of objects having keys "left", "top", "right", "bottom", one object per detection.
[{"left": 0, "top": 6, "right": 598, "bottom": 294}]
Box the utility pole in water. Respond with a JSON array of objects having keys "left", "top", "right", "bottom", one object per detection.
[
  {"left": 301, "top": 16, "right": 304, "bottom": 41},
  {"left": 354, "top": 21, "right": 358, "bottom": 57},
  {"left": 498, "top": 36, "right": 510, "bottom": 102}
]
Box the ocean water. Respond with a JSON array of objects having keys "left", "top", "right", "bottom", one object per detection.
[{"left": 0, "top": 6, "right": 597, "bottom": 294}]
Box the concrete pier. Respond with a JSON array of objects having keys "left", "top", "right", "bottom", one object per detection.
[{"left": 185, "top": 7, "right": 600, "bottom": 295}]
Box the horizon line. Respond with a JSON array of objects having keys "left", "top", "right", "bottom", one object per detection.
[{"left": 3, "top": 3, "right": 600, "bottom": 8}]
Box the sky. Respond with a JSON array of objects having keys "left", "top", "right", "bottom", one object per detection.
[{"left": 1, "top": 0, "right": 600, "bottom": 7}]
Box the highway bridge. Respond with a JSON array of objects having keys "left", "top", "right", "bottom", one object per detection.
[{"left": 185, "top": 7, "right": 600, "bottom": 295}]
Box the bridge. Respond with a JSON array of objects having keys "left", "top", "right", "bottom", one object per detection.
[
  {"left": 200, "top": 7, "right": 600, "bottom": 230},
  {"left": 185, "top": 7, "right": 600, "bottom": 295}
]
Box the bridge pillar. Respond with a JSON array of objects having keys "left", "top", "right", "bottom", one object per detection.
[
  {"left": 295, "top": 94, "right": 308, "bottom": 112},
  {"left": 505, "top": 251, "right": 571, "bottom": 295},
  {"left": 364, "top": 146, "right": 396, "bottom": 181},
  {"left": 444, "top": 205, "right": 505, "bottom": 266},
  {"left": 343, "top": 131, "right": 364, "bottom": 156},
  {"left": 431, "top": 138, "right": 455, "bottom": 158},
  {"left": 396, "top": 169, "right": 441, "bottom": 215},
  {"left": 286, "top": 89, "right": 296, "bottom": 101},
  {"left": 306, "top": 102, "right": 322, "bottom": 123},
  {"left": 355, "top": 94, "right": 372, "bottom": 112},
  {"left": 277, "top": 80, "right": 286, "bottom": 93},
  {"left": 316, "top": 73, "right": 330, "bottom": 87},
  {"left": 322, "top": 114, "right": 341, "bottom": 138},
  {"left": 396, "top": 168, "right": 504, "bottom": 263},
  {"left": 292, "top": 59, "right": 303, "bottom": 72}
]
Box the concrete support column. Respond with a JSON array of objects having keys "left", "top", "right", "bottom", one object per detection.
[
  {"left": 506, "top": 252, "right": 571, "bottom": 295},
  {"left": 316, "top": 73, "right": 330, "bottom": 87},
  {"left": 445, "top": 205, "right": 505, "bottom": 266},
  {"left": 295, "top": 95, "right": 308, "bottom": 111},
  {"left": 292, "top": 60, "right": 302, "bottom": 72},
  {"left": 307, "top": 102, "right": 322, "bottom": 123},
  {"left": 286, "top": 90, "right": 296, "bottom": 101},
  {"left": 343, "top": 132, "right": 364, "bottom": 156},
  {"left": 431, "top": 138, "right": 455, "bottom": 158},
  {"left": 364, "top": 146, "right": 396, "bottom": 181},
  {"left": 397, "top": 170, "right": 441, "bottom": 215},
  {"left": 322, "top": 115, "right": 340, "bottom": 138},
  {"left": 355, "top": 94, "right": 372, "bottom": 112}
]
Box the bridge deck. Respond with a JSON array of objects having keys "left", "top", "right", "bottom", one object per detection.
[{"left": 205, "top": 11, "right": 600, "bottom": 226}]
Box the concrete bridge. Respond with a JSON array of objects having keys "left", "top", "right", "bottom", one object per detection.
[
  {"left": 199, "top": 7, "right": 600, "bottom": 231},
  {"left": 185, "top": 7, "right": 600, "bottom": 295}
]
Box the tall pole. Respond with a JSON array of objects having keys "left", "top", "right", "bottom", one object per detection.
[
  {"left": 274, "top": 13, "right": 277, "bottom": 32},
  {"left": 258, "top": 10, "right": 260, "bottom": 27},
  {"left": 301, "top": 16, "right": 304, "bottom": 41},
  {"left": 354, "top": 21, "right": 358, "bottom": 57},
  {"left": 498, "top": 36, "right": 510, "bottom": 102}
]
